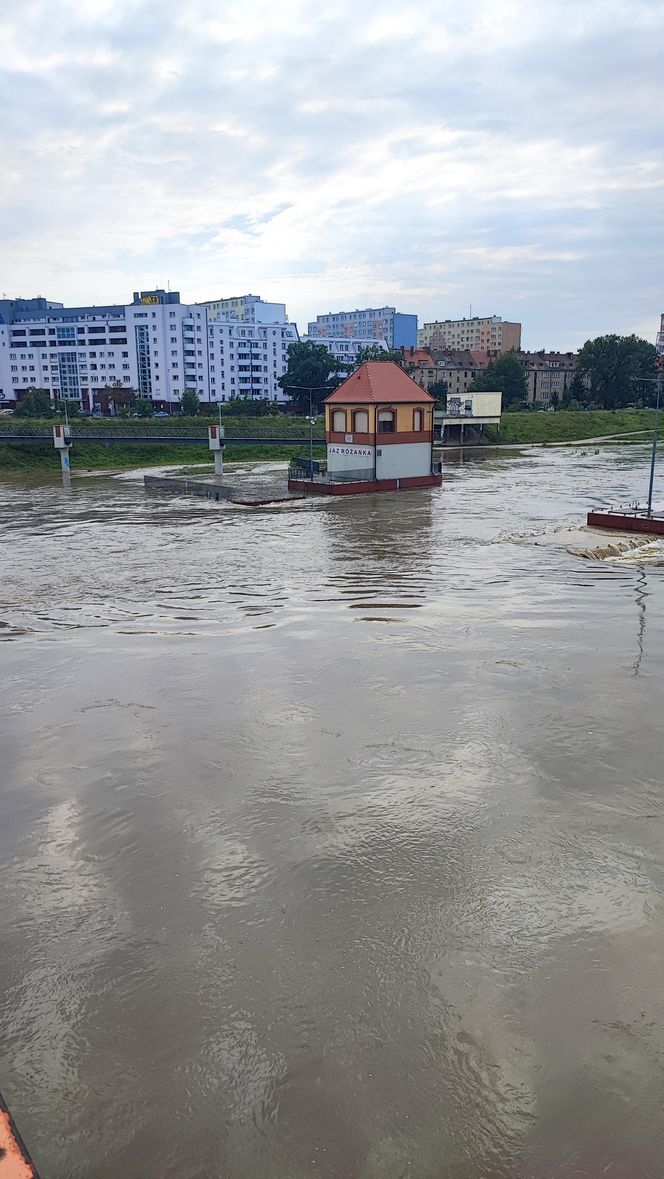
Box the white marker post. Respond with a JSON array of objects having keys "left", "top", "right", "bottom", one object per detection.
[
  {"left": 53, "top": 423, "right": 72, "bottom": 486},
  {"left": 208, "top": 423, "right": 225, "bottom": 476}
]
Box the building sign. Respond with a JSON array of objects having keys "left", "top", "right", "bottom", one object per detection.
[
  {"left": 140, "top": 295, "right": 160, "bottom": 305},
  {"left": 328, "top": 445, "right": 373, "bottom": 457}
]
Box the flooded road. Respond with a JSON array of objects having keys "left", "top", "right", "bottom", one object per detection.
[{"left": 1, "top": 446, "right": 664, "bottom": 1179}]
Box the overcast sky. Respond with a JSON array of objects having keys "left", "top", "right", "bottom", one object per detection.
[{"left": 1, "top": 0, "right": 662, "bottom": 349}]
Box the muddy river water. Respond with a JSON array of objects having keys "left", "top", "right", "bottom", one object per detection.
[{"left": 1, "top": 446, "right": 664, "bottom": 1178}]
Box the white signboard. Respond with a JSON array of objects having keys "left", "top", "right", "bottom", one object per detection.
[{"left": 328, "top": 445, "right": 373, "bottom": 457}]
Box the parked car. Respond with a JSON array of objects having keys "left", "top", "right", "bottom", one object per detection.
[{"left": 154, "top": 411, "right": 170, "bottom": 418}]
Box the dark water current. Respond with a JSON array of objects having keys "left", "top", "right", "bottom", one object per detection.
[{"left": 1, "top": 447, "right": 664, "bottom": 1179}]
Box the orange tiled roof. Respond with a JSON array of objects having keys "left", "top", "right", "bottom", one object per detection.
[{"left": 324, "top": 362, "right": 435, "bottom": 404}]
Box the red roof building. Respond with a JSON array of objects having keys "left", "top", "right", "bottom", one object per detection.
[{"left": 324, "top": 361, "right": 435, "bottom": 405}]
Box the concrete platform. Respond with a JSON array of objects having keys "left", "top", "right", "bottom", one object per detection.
[
  {"left": 144, "top": 473, "right": 304, "bottom": 506},
  {"left": 288, "top": 473, "right": 443, "bottom": 496}
]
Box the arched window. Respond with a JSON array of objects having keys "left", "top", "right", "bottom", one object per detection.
[
  {"left": 353, "top": 409, "right": 369, "bottom": 433},
  {"left": 332, "top": 409, "right": 346, "bottom": 431},
  {"left": 377, "top": 410, "right": 395, "bottom": 433},
  {"left": 413, "top": 408, "right": 423, "bottom": 431}
]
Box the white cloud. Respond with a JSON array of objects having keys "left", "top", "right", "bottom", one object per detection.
[{"left": 0, "top": 0, "right": 662, "bottom": 348}]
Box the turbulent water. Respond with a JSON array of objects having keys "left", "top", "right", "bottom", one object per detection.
[{"left": 1, "top": 446, "right": 664, "bottom": 1179}]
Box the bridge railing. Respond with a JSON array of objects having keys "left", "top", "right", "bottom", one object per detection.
[{"left": 0, "top": 416, "right": 325, "bottom": 442}]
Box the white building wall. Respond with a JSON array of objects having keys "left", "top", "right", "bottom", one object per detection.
[
  {"left": 208, "top": 320, "right": 299, "bottom": 403},
  {"left": 201, "top": 295, "right": 288, "bottom": 325},
  {"left": 4, "top": 308, "right": 136, "bottom": 410},
  {"left": 0, "top": 324, "right": 12, "bottom": 404},
  {"left": 468, "top": 391, "right": 502, "bottom": 417},
  {"left": 327, "top": 443, "right": 374, "bottom": 479},
  {"left": 301, "top": 336, "right": 388, "bottom": 364},
  {"left": 375, "top": 442, "right": 431, "bottom": 479},
  {"left": 0, "top": 292, "right": 297, "bottom": 410}
]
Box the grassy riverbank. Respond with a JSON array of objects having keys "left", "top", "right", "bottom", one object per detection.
[
  {"left": 0, "top": 441, "right": 326, "bottom": 473},
  {"left": 0, "top": 409, "right": 659, "bottom": 471},
  {"left": 495, "top": 408, "right": 660, "bottom": 445}
]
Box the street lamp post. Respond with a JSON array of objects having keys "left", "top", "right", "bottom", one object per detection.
[{"left": 283, "top": 384, "right": 331, "bottom": 477}]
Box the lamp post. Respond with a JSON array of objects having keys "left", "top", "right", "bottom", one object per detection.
[{"left": 283, "top": 384, "right": 331, "bottom": 476}]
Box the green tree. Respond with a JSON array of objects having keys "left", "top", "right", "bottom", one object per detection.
[
  {"left": 104, "top": 380, "right": 136, "bottom": 415},
  {"left": 429, "top": 379, "right": 449, "bottom": 407},
  {"left": 355, "top": 345, "right": 405, "bottom": 367},
  {"left": 279, "top": 341, "right": 350, "bottom": 413},
  {"left": 468, "top": 352, "right": 528, "bottom": 403},
  {"left": 576, "top": 334, "right": 658, "bottom": 409},
  {"left": 226, "top": 396, "right": 279, "bottom": 417},
  {"left": 134, "top": 396, "right": 154, "bottom": 417},
  {"left": 181, "top": 388, "right": 200, "bottom": 416},
  {"left": 57, "top": 399, "right": 81, "bottom": 418},
  {"left": 563, "top": 369, "right": 587, "bottom": 407},
  {"left": 14, "top": 387, "right": 54, "bottom": 417}
]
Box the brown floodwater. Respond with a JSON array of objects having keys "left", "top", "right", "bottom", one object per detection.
[{"left": 1, "top": 447, "right": 664, "bottom": 1179}]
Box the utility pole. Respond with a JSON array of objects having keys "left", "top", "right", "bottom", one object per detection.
[
  {"left": 632, "top": 372, "right": 662, "bottom": 518},
  {"left": 647, "top": 368, "right": 662, "bottom": 518}
]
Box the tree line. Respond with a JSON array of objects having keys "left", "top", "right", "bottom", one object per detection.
[{"left": 466, "top": 335, "right": 660, "bottom": 410}]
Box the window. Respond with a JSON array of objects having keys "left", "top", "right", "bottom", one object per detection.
[
  {"left": 378, "top": 410, "right": 395, "bottom": 433},
  {"left": 413, "top": 408, "right": 423, "bottom": 431},
  {"left": 332, "top": 409, "right": 346, "bottom": 431},
  {"left": 353, "top": 409, "right": 369, "bottom": 432},
  {"left": 170, "top": 337, "right": 177, "bottom": 343}
]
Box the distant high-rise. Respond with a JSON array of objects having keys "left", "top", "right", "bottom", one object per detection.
[
  {"left": 418, "top": 315, "right": 521, "bottom": 353},
  {"left": 307, "top": 306, "right": 417, "bottom": 349}
]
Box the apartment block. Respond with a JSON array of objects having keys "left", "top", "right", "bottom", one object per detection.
[
  {"left": 0, "top": 289, "right": 298, "bottom": 411},
  {"left": 307, "top": 306, "right": 417, "bottom": 349},
  {"left": 418, "top": 315, "right": 521, "bottom": 354},
  {"left": 518, "top": 352, "right": 577, "bottom": 404},
  {"left": 200, "top": 294, "right": 289, "bottom": 325},
  {"left": 301, "top": 336, "right": 388, "bottom": 366}
]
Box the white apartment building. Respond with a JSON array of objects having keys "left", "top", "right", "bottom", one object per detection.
[
  {"left": 301, "top": 336, "right": 388, "bottom": 365},
  {"left": 207, "top": 318, "right": 298, "bottom": 402},
  {"left": 418, "top": 315, "right": 521, "bottom": 353},
  {"left": 200, "top": 294, "right": 288, "bottom": 325},
  {"left": 0, "top": 290, "right": 298, "bottom": 411}
]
